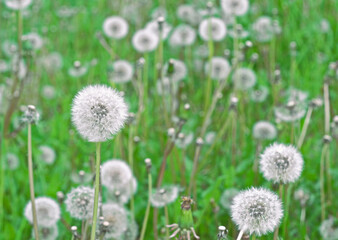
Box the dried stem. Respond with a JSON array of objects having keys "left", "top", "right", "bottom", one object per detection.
[
  {"left": 297, "top": 106, "right": 313, "bottom": 149},
  {"left": 188, "top": 143, "right": 203, "bottom": 196},
  {"left": 140, "top": 171, "right": 152, "bottom": 240}
]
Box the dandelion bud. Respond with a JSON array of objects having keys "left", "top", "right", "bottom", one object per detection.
[
  {"left": 333, "top": 115, "right": 338, "bottom": 125},
  {"left": 145, "top": 158, "right": 152, "bottom": 171},
  {"left": 245, "top": 40, "right": 253, "bottom": 48},
  {"left": 157, "top": 16, "right": 165, "bottom": 29},
  {"left": 56, "top": 191, "right": 64, "bottom": 204},
  {"left": 250, "top": 53, "right": 259, "bottom": 63},
  {"left": 206, "top": 1, "right": 213, "bottom": 11},
  {"left": 71, "top": 226, "right": 78, "bottom": 235},
  {"left": 133, "top": 136, "right": 141, "bottom": 143},
  {"left": 310, "top": 98, "right": 323, "bottom": 108},
  {"left": 127, "top": 112, "right": 136, "bottom": 124},
  {"left": 229, "top": 96, "right": 239, "bottom": 110},
  {"left": 178, "top": 133, "right": 185, "bottom": 139},
  {"left": 167, "top": 128, "right": 175, "bottom": 137},
  {"left": 217, "top": 226, "right": 228, "bottom": 239},
  {"left": 224, "top": 49, "right": 231, "bottom": 58},
  {"left": 323, "top": 135, "right": 332, "bottom": 144}
]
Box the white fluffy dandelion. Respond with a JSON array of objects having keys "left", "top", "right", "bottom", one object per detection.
[
  {"left": 220, "top": 188, "right": 239, "bottom": 210},
  {"left": 132, "top": 29, "right": 159, "bottom": 53},
  {"left": 177, "top": 5, "right": 200, "bottom": 26},
  {"left": 250, "top": 86, "right": 269, "bottom": 102},
  {"left": 101, "top": 203, "right": 128, "bottom": 239},
  {"left": 33, "top": 225, "right": 58, "bottom": 240},
  {"left": 205, "top": 57, "right": 231, "bottom": 81},
  {"left": 39, "top": 145, "right": 56, "bottom": 164},
  {"left": 107, "top": 177, "right": 137, "bottom": 204},
  {"left": 103, "top": 16, "right": 129, "bottom": 39},
  {"left": 42, "top": 85, "right": 56, "bottom": 99},
  {"left": 233, "top": 68, "right": 256, "bottom": 90},
  {"left": 146, "top": 20, "right": 172, "bottom": 40},
  {"left": 169, "top": 24, "right": 196, "bottom": 47},
  {"left": 150, "top": 185, "right": 179, "bottom": 208},
  {"left": 71, "top": 85, "right": 128, "bottom": 142},
  {"left": 22, "top": 33, "right": 44, "bottom": 50},
  {"left": 252, "top": 16, "right": 275, "bottom": 42},
  {"left": 199, "top": 17, "right": 227, "bottom": 42},
  {"left": 5, "top": 0, "right": 32, "bottom": 10},
  {"left": 65, "top": 186, "right": 95, "bottom": 220},
  {"left": 24, "top": 197, "right": 60, "bottom": 227},
  {"left": 163, "top": 59, "right": 187, "bottom": 82},
  {"left": 108, "top": 60, "right": 134, "bottom": 84},
  {"left": 68, "top": 61, "right": 88, "bottom": 78},
  {"left": 253, "top": 121, "right": 277, "bottom": 140},
  {"left": 221, "top": 0, "right": 249, "bottom": 16},
  {"left": 5, "top": 153, "right": 19, "bottom": 170},
  {"left": 274, "top": 102, "right": 306, "bottom": 122},
  {"left": 101, "top": 159, "right": 133, "bottom": 190},
  {"left": 231, "top": 187, "right": 283, "bottom": 236},
  {"left": 260, "top": 143, "right": 304, "bottom": 184}
]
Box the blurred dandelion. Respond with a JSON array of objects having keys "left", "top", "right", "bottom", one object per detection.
[
  {"left": 253, "top": 121, "right": 277, "bottom": 140},
  {"left": 103, "top": 16, "right": 129, "bottom": 39},
  {"left": 220, "top": 188, "right": 239, "bottom": 210},
  {"left": 5, "top": 0, "right": 32, "bottom": 10},
  {"left": 101, "top": 203, "right": 128, "bottom": 239},
  {"left": 221, "top": 0, "right": 249, "bottom": 16},
  {"left": 150, "top": 185, "right": 179, "bottom": 208},
  {"left": 32, "top": 225, "right": 58, "bottom": 240},
  {"left": 68, "top": 61, "right": 88, "bottom": 78},
  {"left": 205, "top": 57, "right": 231, "bottom": 81},
  {"left": 169, "top": 24, "right": 196, "bottom": 47},
  {"left": 233, "top": 68, "right": 256, "bottom": 90},
  {"left": 101, "top": 159, "right": 133, "bottom": 190},
  {"left": 39, "top": 145, "right": 56, "bottom": 165},
  {"left": 108, "top": 60, "right": 134, "bottom": 84},
  {"left": 5, "top": 153, "right": 19, "bottom": 170},
  {"left": 132, "top": 29, "right": 159, "bottom": 53},
  {"left": 199, "top": 17, "right": 227, "bottom": 42}
]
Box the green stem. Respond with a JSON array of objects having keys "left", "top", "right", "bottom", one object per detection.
[
  {"left": 251, "top": 234, "right": 256, "bottom": 240},
  {"left": 128, "top": 126, "right": 135, "bottom": 219},
  {"left": 273, "top": 184, "right": 283, "bottom": 240},
  {"left": 204, "top": 18, "right": 214, "bottom": 111},
  {"left": 28, "top": 124, "right": 39, "bottom": 240},
  {"left": 297, "top": 106, "right": 313, "bottom": 149},
  {"left": 90, "top": 142, "right": 101, "bottom": 240},
  {"left": 320, "top": 143, "right": 328, "bottom": 221},
  {"left": 282, "top": 184, "right": 292, "bottom": 240},
  {"left": 140, "top": 172, "right": 152, "bottom": 240}
]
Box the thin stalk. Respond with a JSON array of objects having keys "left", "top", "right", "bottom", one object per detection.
[
  {"left": 164, "top": 206, "right": 170, "bottom": 240},
  {"left": 90, "top": 142, "right": 101, "bottom": 240},
  {"left": 128, "top": 126, "right": 135, "bottom": 218},
  {"left": 297, "top": 106, "right": 313, "bottom": 149},
  {"left": 231, "top": 111, "right": 237, "bottom": 166},
  {"left": 139, "top": 172, "right": 152, "bottom": 240},
  {"left": 323, "top": 82, "right": 330, "bottom": 134},
  {"left": 300, "top": 207, "right": 306, "bottom": 224},
  {"left": 274, "top": 184, "right": 283, "bottom": 240},
  {"left": 188, "top": 143, "right": 202, "bottom": 196},
  {"left": 82, "top": 220, "right": 89, "bottom": 240},
  {"left": 253, "top": 140, "right": 262, "bottom": 185},
  {"left": 282, "top": 184, "right": 291, "bottom": 240},
  {"left": 28, "top": 124, "right": 39, "bottom": 240},
  {"left": 251, "top": 234, "right": 256, "bottom": 240},
  {"left": 320, "top": 143, "right": 328, "bottom": 221},
  {"left": 325, "top": 147, "right": 332, "bottom": 205},
  {"left": 204, "top": 18, "right": 214, "bottom": 111},
  {"left": 236, "top": 229, "right": 245, "bottom": 240}
]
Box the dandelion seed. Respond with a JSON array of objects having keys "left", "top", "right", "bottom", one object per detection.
[
  {"left": 231, "top": 187, "right": 283, "bottom": 236},
  {"left": 108, "top": 60, "right": 134, "bottom": 84},
  {"left": 169, "top": 24, "right": 196, "bottom": 47},
  {"left": 260, "top": 143, "right": 304, "bottom": 184},
  {"left": 5, "top": 153, "right": 19, "bottom": 170},
  {"left": 150, "top": 185, "right": 179, "bottom": 208},
  {"left": 101, "top": 159, "right": 133, "bottom": 190},
  {"left": 65, "top": 186, "right": 95, "bottom": 220},
  {"left": 233, "top": 68, "right": 256, "bottom": 90},
  {"left": 199, "top": 17, "right": 227, "bottom": 42},
  {"left": 221, "top": 0, "right": 249, "bottom": 16},
  {"left": 220, "top": 188, "right": 239, "bottom": 210},
  {"left": 253, "top": 121, "right": 277, "bottom": 140},
  {"left": 103, "top": 16, "right": 129, "bottom": 39},
  {"left": 24, "top": 197, "right": 61, "bottom": 227},
  {"left": 5, "top": 0, "right": 32, "bottom": 10},
  {"left": 32, "top": 225, "right": 58, "bottom": 240},
  {"left": 132, "top": 29, "right": 159, "bottom": 53},
  {"left": 71, "top": 85, "right": 128, "bottom": 142},
  {"left": 101, "top": 203, "right": 128, "bottom": 238},
  {"left": 205, "top": 57, "right": 231, "bottom": 81}
]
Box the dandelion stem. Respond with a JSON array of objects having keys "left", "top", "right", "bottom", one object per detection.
[
  {"left": 323, "top": 82, "right": 330, "bottom": 134},
  {"left": 128, "top": 126, "right": 135, "bottom": 219},
  {"left": 188, "top": 142, "right": 202, "bottom": 197},
  {"left": 236, "top": 229, "right": 245, "bottom": 240},
  {"left": 297, "top": 106, "right": 313, "bottom": 149},
  {"left": 282, "top": 184, "right": 292, "bottom": 240},
  {"left": 164, "top": 206, "right": 170, "bottom": 240},
  {"left": 251, "top": 234, "right": 256, "bottom": 240},
  {"left": 204, "top": 18, "right": 214, "bottom": 111},
  {"left": 140, "top": 171, "right": 152, "bottom": 240},
  {"left": 273, "top": 184, "right": 283, "bottom": 240},
  {"left": 320, "top": 143, "right": 328, "bottom": 221},
  {"left": 90, "top": 142, "right": 101, "bottom": 240},
  {"left": 28, "top": 123, "right": 39, "bottom": 240}
]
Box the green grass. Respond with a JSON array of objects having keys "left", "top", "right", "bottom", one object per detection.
[{"left": 1, "top": 0, "right": 337, "bottom": 239}]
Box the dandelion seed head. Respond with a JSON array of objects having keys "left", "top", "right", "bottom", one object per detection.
[
  {"left": 169, "top": 24, "right": 196, "bottom": 47},
  {"left": 5, "top": 153, "right": 19, "bottom": 170},
  {"left": 118, "top": 216, "right": 138, "bottom": 240},
  {"left": 199, "top": 17, "right": 227, "bottom": 42},
  {"left": 65, "top": 186, "right": 95, "bottom": 220},
  {"left": 274, "top": 102, "right": 306, "bottom": 122},
  {"left": 71, "top": 85, "right": 128, "bottom": 142},
  {"left": 253, "top": 16, "right": 275, "bottom": 42},
  {"left": 103, "top": 16, "right": 129, "bottom": 39},
  {"left": 320, "top": 217, "right": 338, "bottom": 240},
  {"left": 231, "top": 187, "right": 283, "bottom": 236},
  {"left": 108, "top": 60, "right": 134, "bottom": 84},
  {"left": 68, "top": 61, "right": 88, "bottom": 78},
  {"left": 22, "top": 33, "right": 44, "bottom": 50},
  {"left": 39, "top": 145, "right": 56, "bottom": 164},
  {"left": 294, "top": 189, "right": 310, "bottom": 207},
  {"left": 177, "top": 5, "right": 200, "bottom": 26},
  {"left": 260, "top": 143, "right": 303, "bottom": 184},
  {"left": 5, "top": 0, "right": 32, "bottom": 10},
  {"left": 32, "top": 225, "right": 58, "bottom": 240},
  {"left": 101, "top": 159, "right": 133, "bottom": 190},
  {"left": 150, "top": 185, "right": 179, "bottom": 208},
  {"left": 102, "top": 203, "right": 128, "bottom": 238},
  {"left": 220, "top": 188, "right": 239, "bottom": 210},
  {"left": 205, "top": 57, "right": 231, "bottom": 81},
  {"left": 163, "top": 59, "right": 187, "bottom": 82},
  {"left": 107, "top": 177, "right": 137, "bottom": 204},
  {"left": 21, "top": 105, "right": 40, "bottom": 124},
  {"left": 175, "top": 132, "right": 194, "bottom": 148},
  {"left": 24, "top": 197, "right": 60, "bottom": 227},
  {"left": 233, "top": 68, "right": 256, "bottom": 90},
  {"left": 221, "top": 0, "right": 249, "bottom": 16},
  {"left": 146, "top": 20, "right": 172, "bottom": 40},
  {"left": 132, "top": 29, "right": 159, "bottom": 53},
  {"left": 253, "top": 121, "right": 277, "bottom": 140},
  {"left": 250, "top": 86, "right": 269, "bottom": 102}
]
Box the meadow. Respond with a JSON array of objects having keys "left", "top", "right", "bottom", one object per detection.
[{"left": 1, "top": 0, "right": 337, "bottom": 239}]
